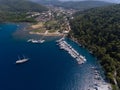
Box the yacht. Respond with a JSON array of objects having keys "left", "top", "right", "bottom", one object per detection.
[
  {"left": 27, "top": 39, "right": 45, "bottom": 43},
  {"left": 16, "top": 56, "right": 29, "bottom": 64}
]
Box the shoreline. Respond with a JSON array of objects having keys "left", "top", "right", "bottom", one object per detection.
[
  {"left": 2, "top": 22, "right": 112, "bottom": 90},
  {"left": 29, "top": 31, "right": 64, "bottom": 37},
  {"left": 12, "top": 22, "right": 112, "bottom": 90},
  {"left": 68, "top": 36, "right": 112, "bottom": 90}
]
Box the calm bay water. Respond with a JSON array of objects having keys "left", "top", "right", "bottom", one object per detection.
[{"left": 0, "top": 23, "right": 104, "bottom": 90}]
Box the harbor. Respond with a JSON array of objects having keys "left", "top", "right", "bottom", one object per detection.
[
  {"left": 0, "top": 23, "right": 111, "bottom": 90},
  {"left": 57, "top": 38, "right": 86, "bottom": 64}
]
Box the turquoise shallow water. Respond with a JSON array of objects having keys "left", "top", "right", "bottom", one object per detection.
[{"left": 0, "top": 23, "right": 104, "bottom": 90}]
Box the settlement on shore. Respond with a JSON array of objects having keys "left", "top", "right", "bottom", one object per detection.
[{"left": 57, "top": 38, "right": 86, "bottom": 64}]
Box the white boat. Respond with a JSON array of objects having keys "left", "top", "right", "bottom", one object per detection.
[
  {"left": 27, "top": 39, "right": 33, "bottom": 42},
  {"left": 16, "top": 56, "right": 29, "bottom": 64},
  {"left": 39, "top": 40, "right": 45, "bottom": 43},
  {"left": 27, "top": 39, "right": 45, "bottom": 43}
]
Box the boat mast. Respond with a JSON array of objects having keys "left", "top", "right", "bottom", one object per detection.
[
  {"left": 18, "top": 56, "right": 21, "bottom": 60},
  {"left": 23, "top": 55, "right": 25, "bottom": 59}
]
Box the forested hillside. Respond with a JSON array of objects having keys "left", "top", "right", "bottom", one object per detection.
[
  {"left": 0, "top": 0, "right": 48, "bottom": 22},
  {"left": 0, "top": 0, "right": 47, "bottom": 12},
  {"left": 34, "top": 0, "right": 112, "bottom": 10},
  {"left": 53, "top": 1, "right": 113, "bottom": 10},
  {"left": 69, "top": 4, "right": 120, "bottom": 90}
]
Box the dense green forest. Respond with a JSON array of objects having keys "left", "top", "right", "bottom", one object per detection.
[
  {"left": 69, "top": 4, "right": 120, "bottom": 90},
  {"left": 53, "top": 1, "right": 112, "bottom": 10},
  {"left": 34, "top": 0, "right": 112, "bottom": 10},
  {"left": 0, "top": 0, "right": 48, "bottom": 22}
]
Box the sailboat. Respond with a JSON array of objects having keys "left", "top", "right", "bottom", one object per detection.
[
  {"left": 16, "top": 55, "right": 29, "bottom": 64},
  {"left": 27, "top": 39, "right": 45, "bottom": 44}
]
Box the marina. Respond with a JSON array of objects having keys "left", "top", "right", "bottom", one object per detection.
[
  {"left": 0, "top": 23, "right": 111, "bottom": 90},
  {"left": 57, "top": 38, "right": 86, "bottom": 64}
]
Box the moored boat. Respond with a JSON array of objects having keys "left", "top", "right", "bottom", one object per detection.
[
  {"left": 16, "top": 56, "right": 29, "bottom": 64},
  {"left": 27, "top": 39, "right": 45, "bottom": 43},
  {"left": 56, "top": 38, "right": 86, "bottom": 64}
]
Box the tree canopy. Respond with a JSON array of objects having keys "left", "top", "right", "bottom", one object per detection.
[
  {"left": 70, "top": 4, "right": 120, "bottom": 89},
  {"left": 0, "top": 0, "right": 48, "bottom": 22}
]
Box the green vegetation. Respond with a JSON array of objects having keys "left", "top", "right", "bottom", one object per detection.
[
  {"left": 36, "top": 0, "right": 113, "bottom": 10},
  {"left": 32, "top": 0, "right": 59, "bottom": 5},
  {"left": 0, "top": 12, "right": 36, "bottom": 22},
  {"left": 55, "top": 1, "right": 113, "bottom": 10},
  {"left": 45, "top": 20, "right": 60, "bottom": 31},
  {"left": 69, "top": 4, "right": 120, "bottom": 89},
  {"left": 0, "top": 0, "right": 48, "bottom": 12},
  {"left": 0, "top": 0, "right": 48, "bottom": 22},
  {"left": 31, "top": 29, "right": 46, "bottom": 33},
  {"left": 48, "top": 29, "right": 56, "bottom": 33}
]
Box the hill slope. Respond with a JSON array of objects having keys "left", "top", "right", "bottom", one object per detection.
[
  {"left": 53, "top": 1, "right": 113, "bottom": 10},
  {"left": 0, "top": 0, "right": 48, "bottom": 22},
  {"left": 0, "top": 0, "right": 48, "bottom": 12},
  {"left": 33, "top": 0, "right": 113, "bottom": 10},
  {"left": 69, "top": 4, "right": 120, "bottom": 90}
]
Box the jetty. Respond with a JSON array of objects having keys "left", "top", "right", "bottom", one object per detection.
[{"left": 57, "top": 38, "right": 86, "bottom": 64}]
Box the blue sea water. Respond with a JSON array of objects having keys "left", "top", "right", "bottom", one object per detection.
[{"left": 0, "top": 23, "right": 104, "bottom": 90}]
